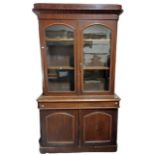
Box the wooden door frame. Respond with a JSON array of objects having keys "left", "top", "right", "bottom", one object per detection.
[
  {"left": 78, "top": 20, "right": 117, "bottom": 95},
  {"left": 39, "top": 20, "right": 79, "bottom": 95}
]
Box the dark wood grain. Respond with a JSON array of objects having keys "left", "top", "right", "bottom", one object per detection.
[
  {"left": 33, "top": 3, "right": 123, "bottom": 14},
  {"left": 40, "top": 145, "right": 117, "bottom": 153},
  {"left": 37, "top": 94, "right": 120, "bottom": 102},
  {"left": 80, "top": 109, "right": 117, "bottom": 146},
  {"left": 40, "top": 110, "right": 78, "bottom": 146}
]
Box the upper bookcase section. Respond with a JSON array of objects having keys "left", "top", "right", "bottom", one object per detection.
[{"left": 33, "top": 3, "right": 123, "bottom": 16}]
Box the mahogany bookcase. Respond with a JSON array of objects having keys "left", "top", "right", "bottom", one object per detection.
[{"left": 33, "top": 3, "right": 123, "bottom": 153}]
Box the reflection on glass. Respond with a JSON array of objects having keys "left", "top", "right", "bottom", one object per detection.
[
  {"left": 84, "top": 70, "right": 109, "bottom": 91},
  {"left": 46, "top": 44, "right": 74, "bottom": 67},
  {"left": 83, "top": 25, "right": 111, "bottom": 67},
  {"left": 48, "top": 70, "right": 74, "bottom": 91},
  {"left": 46, "top": 25, "right": 73, "bottom": 39},
  {"left": 45, "top": 25, "right": 74, "bottom": 92},
  {"left": 83, "top": 25, "right": 111, "bottom": 91}
]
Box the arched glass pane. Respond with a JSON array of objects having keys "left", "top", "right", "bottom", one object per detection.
[
  {"left": 46, "top": 25, "right": 73, "bottom": 39},
  {"left": 45, "top": 25, "right": 74, "bottom": 92},
  {"left": 83, "top": 25, "right": 111, "bottom": 91}
]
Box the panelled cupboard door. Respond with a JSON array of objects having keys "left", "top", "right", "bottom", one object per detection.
[
  {"left": 39, "top": 20, "right": 80, "bottom": 95},
  {"left": 78, "top": 20, "right": 117, "bottom": 95},
  {"left": 40, "top": 110, "right": 78, "bottom": 146},
  {"left": 79, "top": 109, "right": 117, "bottom": 146}
]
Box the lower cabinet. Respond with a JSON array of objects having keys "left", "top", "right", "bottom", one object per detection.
[{"left": 40, "top": 109, "right": 118, "bottom": 152}]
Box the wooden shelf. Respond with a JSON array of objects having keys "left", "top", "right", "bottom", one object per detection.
[
  {"left": 48, "top": 66, "right": 74, "bottom": 70},
  {"left": 48, "top": 74, "right": 57, "bottom": 78},
  {"left": 84, "top": 39, "right": 110, "bottom": 44},
  {"left": 84, "top": 52, "right": 110, "bottom": 55},
  {"left": 45, "top": 38, "right": 109, "bottom": 45},
  {"left": 46, "top": 38, "right": 74, "bottom": 42},
  {"left": 83, "top": 66, "right": 109, "bottom": 70}
]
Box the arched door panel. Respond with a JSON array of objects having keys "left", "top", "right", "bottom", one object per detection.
[
  {"left": 80, "top": 110, "right": 117, "bottom": 146},
  {"left": 40, "top": 110, "right": 78, "bottom": 146}
]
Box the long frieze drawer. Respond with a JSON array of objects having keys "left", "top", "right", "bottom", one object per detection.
[{"left": 38, "top": 101, "right": 119, "bottom": 109}]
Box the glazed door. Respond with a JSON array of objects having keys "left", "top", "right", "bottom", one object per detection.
[
  {"left": 79, "top": 20, "right": 117, "bottom": 94},
  {"left": 40, "top": 110, "right": 78, "bottom": 146},
  {"left": 79, "top": 109, "right": 117, "bottom": 146},
  {"left": 39, "top": 20, "right": 79, "bottom": 95}
]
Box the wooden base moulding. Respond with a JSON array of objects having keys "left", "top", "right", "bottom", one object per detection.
[{"left": 39, "top": 145, "right": 117, "bottom": 153}]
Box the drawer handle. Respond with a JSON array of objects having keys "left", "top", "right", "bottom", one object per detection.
[{"left": 40, "top": 104, "right": 45, "bottom": 108}]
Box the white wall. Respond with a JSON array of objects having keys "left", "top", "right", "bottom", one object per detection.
[{"left": 0, "top": 0, "right": 155, "bottom": 155}]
